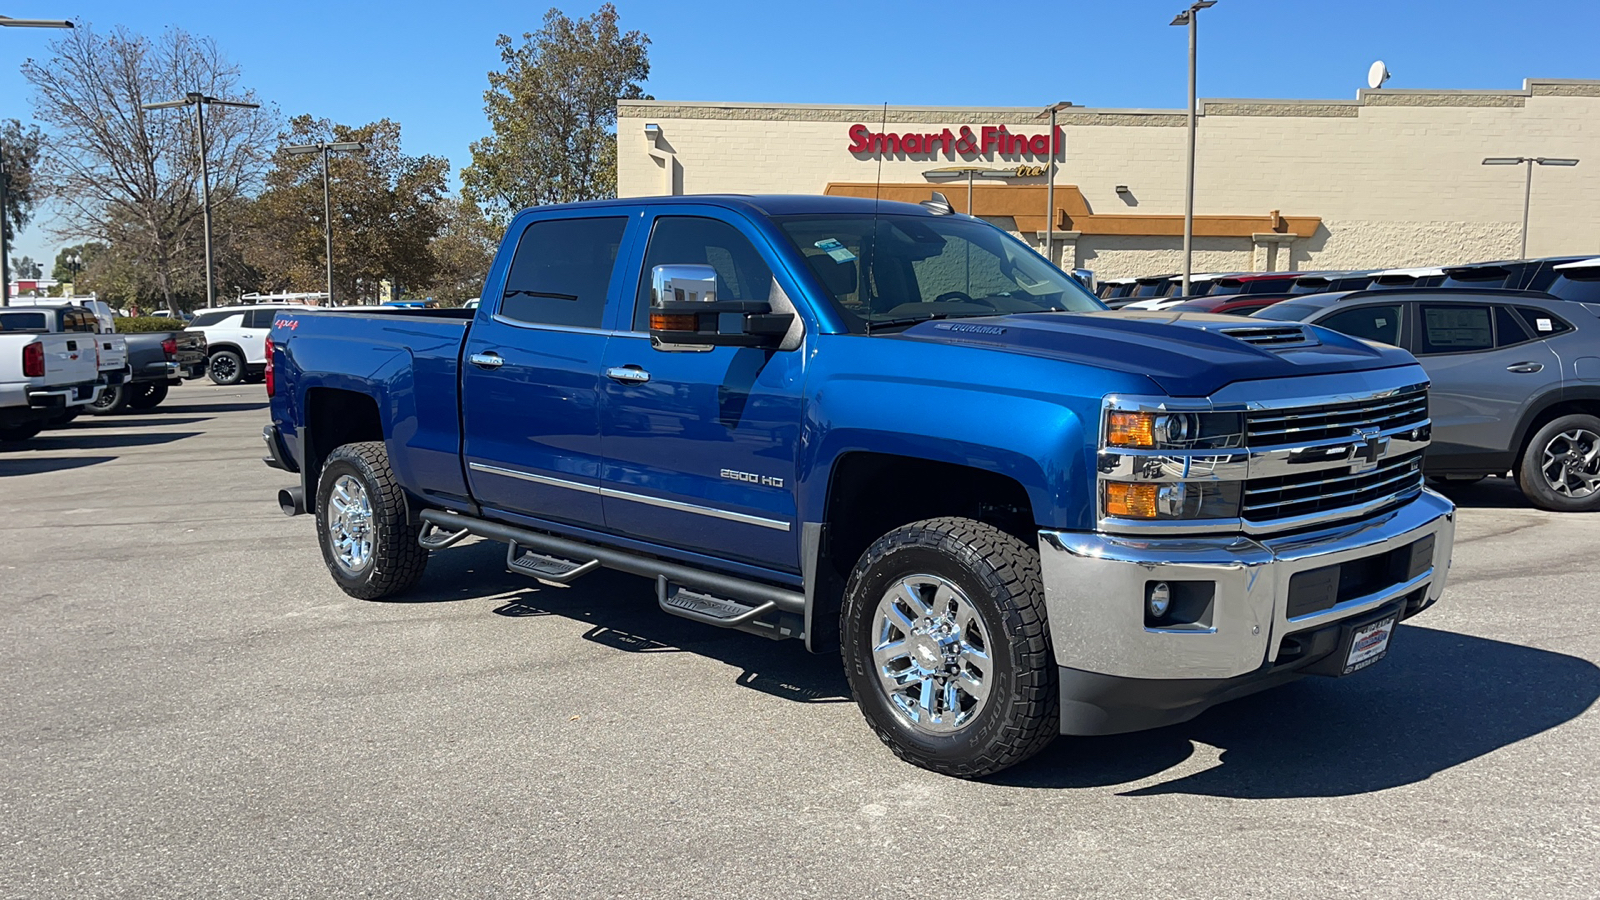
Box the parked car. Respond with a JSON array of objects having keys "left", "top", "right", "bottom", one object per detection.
[
  {"left": 185, "top": 305, "right": 285, "bottom": 385},
  {"left": 1363, "top": 266, "right": 1446, "bottom": 289},
  {"left": 0, "top": 330, "right": 102, "bottom": 443},
  {"left": 90, "top": 328, "right": 208, "bottom": 415},
  {"left": 1166, "top": 294, "right": 1292, "bottom": 316},
  {"left": 0, "top": 303, "right": 128, "bottom": 426},
  {"left": 1096, "top": 277, "right": 1137, "bottom": 301},
  {"left": 1437, "top": 256, "right": 1590, "bottom": 292},
  {"left": 5, "top": 296, "right": 120, "bottom": 332},
  {"left": 1288, "top": 271, "right": 1377, "bottom": 294},
  {"left": 264, "top": 194, "right": 1455, "bottom": 778},
  {"left": 1255, "top": 287, "right": 1600, "bottom": 510},
  {"left": 1542, "top": 257, "right": 1600, "bottom": 303}
]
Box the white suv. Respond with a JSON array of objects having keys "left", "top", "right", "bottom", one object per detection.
[{"left": 185, "top": 305, "right": 290, "bottom": 385}]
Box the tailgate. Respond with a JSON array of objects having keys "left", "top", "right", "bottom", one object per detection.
[
  {"left": 96, "top": 334, "right": 128, "bottom": 372},
  {"left": 38, "top": 334, "right": 100, "bottom": 388}
]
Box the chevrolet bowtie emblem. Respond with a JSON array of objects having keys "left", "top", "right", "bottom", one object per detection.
[{"left": 1350, "top": 427, "right": 1390, "bottom": 473}]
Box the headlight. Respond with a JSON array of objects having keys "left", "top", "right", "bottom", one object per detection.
[
  {"left": 1103, "top": 481, "right": 1242, "bottom": 520},
  {"left": 1105, "top": 410, "right": 1242, "bottom": 450}
]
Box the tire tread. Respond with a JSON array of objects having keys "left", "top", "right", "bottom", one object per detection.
[{"left": 316, "top": 441, "right": 429, "bottom": 599}]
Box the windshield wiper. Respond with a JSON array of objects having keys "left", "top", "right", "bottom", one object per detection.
[{"left": 865, "top": 312, "right": 989, "bottom": 334}]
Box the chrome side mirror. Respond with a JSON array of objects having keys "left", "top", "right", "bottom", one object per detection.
[{"left": 648, "top": 263, "right": 793, "bottom": 352}]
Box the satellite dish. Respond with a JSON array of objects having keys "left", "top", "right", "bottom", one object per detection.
[{"left": 1367, "top": 60, "right": 1392, "bottom": 90}]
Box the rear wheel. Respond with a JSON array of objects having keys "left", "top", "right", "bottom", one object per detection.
[
  {"left": 315, "top": 441, "right": 429, "bottom": 599},
  {"left": 0, "top": 421, "right": 44, "bottom": 444},
  {"left": 841, "top": 517, "right": 1058, "bottom": 778},
  {"left": 1517, "top": 414, "right": 1600, "bottom": 512},
  {"left": 88, "top": 383, "right": 128, "bottom": 415},
  {"left": 209, "top": 349, "right": 244, "bottom": 386},
  {"left": 44, "top": 408, "right": 82, "bottom": 429},
  {"left": 126, "top": 382, "right": 169, "bottom": 410}
]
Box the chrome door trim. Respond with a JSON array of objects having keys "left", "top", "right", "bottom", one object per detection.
[
  {"left": 469, "top": 462, "right": 601, "bottom": 494},
  {"left": 468, "top": 462, "right": 791, "bottom": 531}
]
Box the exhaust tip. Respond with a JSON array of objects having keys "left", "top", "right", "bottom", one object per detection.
[{"left": 278, "top": 486, "right": 306, "bottom": 517}]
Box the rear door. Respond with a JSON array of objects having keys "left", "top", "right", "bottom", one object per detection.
[
  {"left": 461, "top": 211, "right": 637, "bottom": 528},
  {"left": 597, "top": 210, "right": 806, "bottom": 572},
  {"left": 1407, "top": 301, "right": 1561, "bottom": 461},
  {"left": 240, "top": 309, "right": 277, "bottom": 363}
]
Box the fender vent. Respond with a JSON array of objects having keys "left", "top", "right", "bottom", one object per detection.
[{"left": 1221, "top": 325, "right": 1317, "bottom": 347}]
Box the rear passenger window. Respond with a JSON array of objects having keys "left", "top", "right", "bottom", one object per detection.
[
  {"left": 1495, "top": 306, "right": 1531, "bottom": 346},
  {"left": 245, "top": 309, "right": 276, "bottom": 329},
  {"left": 499, "top": 217, "right": 628, "bottom": 329},
  {"left": 1515, "top": 307, "right": 1573, "bottom": 338},
  {"left": 1417, "top": 304, "right": 1493, "bottom": 354},
  {"left": 633, "top": 216, "right": 773, "bottom": 332},
  {"left": 1317, "top": 304, "right": 1403, "bottom": 346}
]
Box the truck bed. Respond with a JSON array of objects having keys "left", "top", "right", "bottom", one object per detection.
[{"left": 270, "top": 307, "right": 475, "bottom": 507}]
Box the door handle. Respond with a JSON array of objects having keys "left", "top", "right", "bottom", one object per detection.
[
  {"left": 605, "top": 365, "right": 651, "bottom": 384},
  {"left": 469, "top": 352, "right": 504, "bottom": 369},
  {"left": 1506, "top": 362, "right": 1544, "bottom": 374}
]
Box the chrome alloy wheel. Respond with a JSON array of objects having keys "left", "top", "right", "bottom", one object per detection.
[
  {"left": 1540, "top": 428, "right": 1600, "bottom": 498},
  {"left": 871, "top": 574, "right": 992, "bottom": 734},
  {"left": 327, "top": 474, "right": 375, "bottom": 574}
]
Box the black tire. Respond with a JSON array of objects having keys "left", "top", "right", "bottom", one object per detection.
[
  {"left": 126, "top": 381, "right": 169, "bottom": 410},
  {"left": 0, "top": 421, "right": 44, "bottom": 444},
  {"left": 44, "top": 408, "right": 82, "bottom": 429},
  {"left": 315, "top": 441, "right": 429, "bottom": 599},
  {"left": 1516, "top": 413, "right": 1600, "bottom": 512},
  {"left": 88, "top": 383, "right": 128, "bottom": 415},
  {"left": 208, "top": 349, "right": 244, "bottom": 386},
  {"left": 840, "top": 517, "right": 1058, "bottom": 778}
]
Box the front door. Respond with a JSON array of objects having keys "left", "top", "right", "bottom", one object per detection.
[
  {"left": 462, "top": 213, "right": 633, "bottom": 527},
  {"left": 598, "top": 212, "right": 806, "bottom": 572}
]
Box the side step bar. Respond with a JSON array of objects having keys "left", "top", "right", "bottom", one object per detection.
[{"left": 417, "top": 510, "right": 806, "bottom": 626}]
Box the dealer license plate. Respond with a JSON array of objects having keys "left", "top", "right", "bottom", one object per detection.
[{"left": 1343, "top": 615, "right": 1397, "bottom": 675}]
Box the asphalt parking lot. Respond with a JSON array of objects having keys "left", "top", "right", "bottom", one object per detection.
[{"left": 2, "top": 384, "right": 1597, "bottom": 899}]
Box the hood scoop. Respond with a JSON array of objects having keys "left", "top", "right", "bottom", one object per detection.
[{"left": 1217, "top": 324, "right": 1319, "bottom": 348}]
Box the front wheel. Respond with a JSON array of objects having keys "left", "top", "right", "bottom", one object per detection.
[
  {"left": 126, "top": 382, "right": 169, "bottom": 410},
  {"left": 208, "top": 349, "right": 244, "bottom": 386},
  {"left": 841, "top": 517, "right": 1059, "bottom": 778},
  {"left": 315, "top": 441, "right": 429, "bottom": 599},
  {"left": 1517, "top": 413, "right": 1600, "bottom": 512}
]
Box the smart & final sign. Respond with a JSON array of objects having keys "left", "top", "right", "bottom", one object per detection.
[{"left": 847, "top": 124, "right": 1063, "bottom": 159}]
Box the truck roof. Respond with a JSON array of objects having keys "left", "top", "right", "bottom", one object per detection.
[{"left": 521, "top": 194, "right": 944, "bottom": 219}]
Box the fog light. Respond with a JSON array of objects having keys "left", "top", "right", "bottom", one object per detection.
[{"left": 1148, "top": 582, "right": 1171, "bottom": 618}]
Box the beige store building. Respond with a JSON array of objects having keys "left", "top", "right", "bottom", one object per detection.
[{"left": 618, "top": 79, "right": 1600, "bottom": 279}]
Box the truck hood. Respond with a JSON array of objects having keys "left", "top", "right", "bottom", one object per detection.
[{"left": 896, "top": 310, "right": 1418, "bottom": 397}]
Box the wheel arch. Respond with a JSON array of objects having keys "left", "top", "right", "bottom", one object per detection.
[{"left": 1510, "top": 386, "right": 1600, "bottom": 471}]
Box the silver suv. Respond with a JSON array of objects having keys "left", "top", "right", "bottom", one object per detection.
[{"left": 1254, "top": 288, "right": 1600, "bottom": 511}]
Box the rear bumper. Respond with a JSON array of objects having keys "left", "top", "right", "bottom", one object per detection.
[
  {"left": 262, "top": 423, "right": 297, "bottom": 473},
  {"left": 1038, "top": 489, "right": 1455, "bottom": 735},
  {"left": 27, "top": 381, "right": 100, "bottom": 410},
  {"left": 132, "top": 360, "right": 180, "bottom": 383}
]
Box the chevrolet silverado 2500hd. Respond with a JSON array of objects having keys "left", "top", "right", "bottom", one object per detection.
[{"left": 265, "top": 195, "right": 1456, "bottom": 777}]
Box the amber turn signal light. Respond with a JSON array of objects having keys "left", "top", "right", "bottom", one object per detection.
[
  {"left": 1107, "top": 411, "right": 1156, "bottom": 448},
  {"left": 1106, "top": 482, "right": 1159, "bottom": 518},
  {"left": 650, "top": 313, "right": 698, "bottom": 332}
]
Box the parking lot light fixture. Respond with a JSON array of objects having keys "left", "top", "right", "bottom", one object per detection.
[
  {"left": 1036, "top": 101, "right": 1074, "bottom": 267},
  {"left": 1482, "top": 156, "right": 1581, "bottom": 259},
  {"left": 0, "top": 15, "right": 73, "bottom": 27},
  {"left": 1170, "top": 0, "right": 1217, "bottom": 297},
  {"left": 285, "top": 140, "right": 368, "bottom": 306},
  {"left": 142, "top": 92, "right": 263, "bottom": 308}
]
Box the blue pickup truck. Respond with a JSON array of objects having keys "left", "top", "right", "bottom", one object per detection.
[{"left": 264, "top": 194, "right": 1456, "bottom": 777}]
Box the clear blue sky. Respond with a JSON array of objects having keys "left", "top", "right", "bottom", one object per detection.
[{"left": 4, "top": 0, "right": 1596, "bottom": 267}]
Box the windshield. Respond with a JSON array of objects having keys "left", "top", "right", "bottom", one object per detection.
[{"left": 776, "top": 213, "right": 1102, "bottom": 332}]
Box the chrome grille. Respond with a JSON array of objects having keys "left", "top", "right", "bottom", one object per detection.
[
  {"left": 1245, "top": 386, "right": 1429, "bottom": 448},
  {"left": 1243, "top": 450, "right": 1425, "bottom": 523}
]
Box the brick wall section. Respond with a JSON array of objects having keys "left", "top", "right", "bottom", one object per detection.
[{"left": 619, "top": 79, "right": 1600, "bottom": 279}]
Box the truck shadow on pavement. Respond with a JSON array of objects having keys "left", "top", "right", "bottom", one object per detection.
[
  {"left": 996, "top": 625, "right": 1600, "bottom": 797},
  {"left": 174, "top": 401, "right": 268, "bottom": 414},
  {"left": 408, "top": 540, "right": 853, "bottom": 706},
  {"left": 19, "top": 431, "right": 202, "bottom": 451},
  {"left": 0, "top": 455, "right": 118, "bottom": 477}
]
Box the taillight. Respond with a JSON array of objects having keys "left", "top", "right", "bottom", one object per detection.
[
  {"left": 23, "top": 341, "right": 45, "bottom": 378},
  {"left": 264, "top": 336, "right": 275, "bottom": 397},
  {"left": 161, "top": 338, "right": 177, "bottom": 357}
]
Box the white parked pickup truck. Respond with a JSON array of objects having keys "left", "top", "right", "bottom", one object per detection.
[
  {"left": 0, "top": 330, "right": 103, "bottom": 443},
  {"left": 0, "top": 305, "right": 128, "bottom": 426}
]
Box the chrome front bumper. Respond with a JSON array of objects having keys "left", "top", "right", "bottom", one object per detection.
[{"left": 1038, "top": 490, "right": 1454, "bottom": 729}]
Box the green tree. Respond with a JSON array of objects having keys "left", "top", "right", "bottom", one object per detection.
[
  {"left": 11, "top": 255, "right": 42, "bottom": 279},
  {"left": 423, "top": 193, "right": 498, "bottom": 306},
  {"left": 249, "top": 116, "right": 448, "bottom": 304},
  {"left": 51, "top": 241, "right": 104, "bottom": 282},
  {"left": 22, "top": 23, "right": 278, "bottom": 310},
  {"left": 1, "top": 119, "right": 45, "bottom": 250},
  {"left": 462, "top": 3, "right": 650, "bottom": 223}
]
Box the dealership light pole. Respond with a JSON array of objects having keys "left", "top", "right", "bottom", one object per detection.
[
  {"left": 1170, "top": 0, "right": 1215, "bottom": 296},
  {"left": 142, "top": 92, "right": 261, "bottom": 309},
  {"left": 285, "top": 140, "right": 366, "bottom": 306},
  {"left": 1482, "top": 156, "right": 1580, "bottom": 259},
  {"left": 1, "top": 14, "right": 74, "bottom": 307},
  {"left": 1038, "top": 101, "right": 1073, "bottom": 268}
]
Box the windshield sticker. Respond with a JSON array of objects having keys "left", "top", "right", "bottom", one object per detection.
[
  {"left": 814, "top": 238, "right": 857, "bottom": 264},
  {"left": 1536, "top": 318, "right": 1553, "bottom": 332}
]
